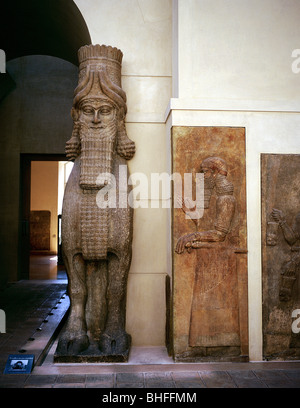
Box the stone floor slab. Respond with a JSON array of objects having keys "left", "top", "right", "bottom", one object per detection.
[{"left": 199, "top": 371, "right": 237, "bottom": 388}]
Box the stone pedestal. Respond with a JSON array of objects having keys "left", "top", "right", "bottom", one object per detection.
[{"left": 54, "top": 339, "right": 131, "bottom": 363}]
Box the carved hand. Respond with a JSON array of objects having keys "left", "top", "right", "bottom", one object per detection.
[
  {"left": 271, "top": 208, "right": 285, "bottom": 224},
  {"left": 175, "top": 232, "right": 198, "bottom": 254}
]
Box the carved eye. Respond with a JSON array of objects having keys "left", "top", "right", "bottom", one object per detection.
[
  {"left": 82, "top": 106, "right": 94, "bottom": 115},
  {"left": 100, "top": 106, "right": 113, "bottom": 115}
]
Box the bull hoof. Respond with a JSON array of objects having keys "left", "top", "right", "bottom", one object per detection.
[
  {"left": 99, "top": 330, "right": 131, "bottom": 355},
  {"left": 56, "top": 333, "right": 89, "bottom": 356}
]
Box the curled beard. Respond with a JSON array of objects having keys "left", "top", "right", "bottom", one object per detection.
[
  {"left": 79, "top": 119, "right": 117, "bottom": 260},
  {"left": 203, "top": 177, "right": 215, "bottom": 209},
  {"left": 79, "top": 119, "right": 117, "bottom": 190}
]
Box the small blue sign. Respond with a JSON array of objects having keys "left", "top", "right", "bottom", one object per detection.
[{"left": 3, "top": 354, "right": 34, "bottom": 374}]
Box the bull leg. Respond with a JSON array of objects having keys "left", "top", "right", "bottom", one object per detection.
[
  {"left": 56, "top": 252, "right": 89, "bottom": 355},
  {"left": 98, "top": 252, "right": 131, "bottom": 355},
  {"left": 85, "top": 260, "right": 108, "bottom": 342}
]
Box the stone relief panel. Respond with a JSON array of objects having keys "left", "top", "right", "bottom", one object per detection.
[
  {"left": 172, "top": 126, "right": 248, "bottom": 362},
  {"left": 261, "top": 154, "right": 300, "bottom": 360},
  {"left": 30, "top": 210, "right": 50, "bottom": 250}
]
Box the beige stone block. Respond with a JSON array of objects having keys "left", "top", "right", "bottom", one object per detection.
[
  {"left": 123, "top": 76, "right": 172, "bottom": 123},
  {"left": 126, "top": 273, "right": 166, "bottom": 346},
  {"left": 126, "top": 123, "right": 167, "bottom": 178},
  {"left": 130, "top": 205, "right": 168, "bottom": 274}
]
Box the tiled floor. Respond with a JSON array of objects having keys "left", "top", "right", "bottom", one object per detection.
[
  {"left": 0, "top": 278, "right": 300, "bottom": 389},
  {"left": 1, "top": 366, "right": 300, "bottom": 388},
  {"left": 29, "top": 253, "right": 67, "bottom": 280}
]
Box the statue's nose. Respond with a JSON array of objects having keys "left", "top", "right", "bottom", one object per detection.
[{"left": 93, "top": 110, "right": 100, "bottom": 123}]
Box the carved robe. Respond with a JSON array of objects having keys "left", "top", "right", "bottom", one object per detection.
[{"left": 189, "top": 193, "right": 241, "bottom": 348}]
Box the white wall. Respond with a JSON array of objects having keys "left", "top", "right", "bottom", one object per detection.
[{"left": 174, "top": 0, "right": 300, "bottom": 103}]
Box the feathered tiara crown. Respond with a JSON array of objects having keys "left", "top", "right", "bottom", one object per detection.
[
  {"left": 74, "top": 44, "right": 126, "bottom": 112},
  {"left": 77, "top": 44, "right": 123, "bottom": 88}
]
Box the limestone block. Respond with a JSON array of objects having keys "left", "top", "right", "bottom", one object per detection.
[
  {"left": 130, "top": 206, "right": 168, "bottom": 274},
  {"left": 126, "top": 273, "right": 167, "bottom": 346}
]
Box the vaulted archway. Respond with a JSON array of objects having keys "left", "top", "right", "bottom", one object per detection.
[
  {"left": 0, "top": 1, "right": 91, "bottom": 287},
  {"left": 1, "top": 0, "right": 91, "bottom": 65}
]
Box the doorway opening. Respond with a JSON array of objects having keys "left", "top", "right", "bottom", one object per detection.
[
  {"left": 20, "top": 154, "right": 73, "bottom": 281},
  {"left": 30, "top": 160, "right": 73, "bottom": 280}
]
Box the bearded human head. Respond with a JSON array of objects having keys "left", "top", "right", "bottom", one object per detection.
[
  {"left": 69, "top": 45, "right": 135, "bottom": 190},
  {"left": 72, "top": 44, "right": 135, "bottom": 161},
  {"left": 200, "top": 156, "right": 228, "bottom": 177}
]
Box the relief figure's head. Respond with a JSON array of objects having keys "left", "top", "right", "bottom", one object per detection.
[{"left": 199, "top": 157, "right": 228, "bottom": 208}]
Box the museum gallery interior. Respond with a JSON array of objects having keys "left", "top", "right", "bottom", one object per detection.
[{"left": 0, "top": 0, "right": 300, "bottom": 366}]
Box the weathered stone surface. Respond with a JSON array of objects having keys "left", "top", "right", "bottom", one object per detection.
[
  {"left": 54, "top": 45, "right": 135, "bottom": 362},
  {"left": 172, "top": 126, "right": 248, "bottom": 362},
  {"left": 30, "top": 210, "right": 50, "bottom": 250},
  {"left": 261, "top": 154, "right": 300, "bottom": 360}
]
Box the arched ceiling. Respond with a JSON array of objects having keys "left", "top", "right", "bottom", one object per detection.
[{"left": 0, "top": 0, "right": 91, "bottom": 66}]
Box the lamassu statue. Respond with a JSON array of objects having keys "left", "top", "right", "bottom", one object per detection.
[{"left": 55, "top": 45, "right": 135, "bottom": 362}]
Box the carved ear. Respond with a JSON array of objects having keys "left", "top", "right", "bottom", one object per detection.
[
  {"left": 117, "top": 107, "right": 126, "bottom": 121},
  {"left": 71, "top": 107, "right": 79, "bottom": 121}
]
